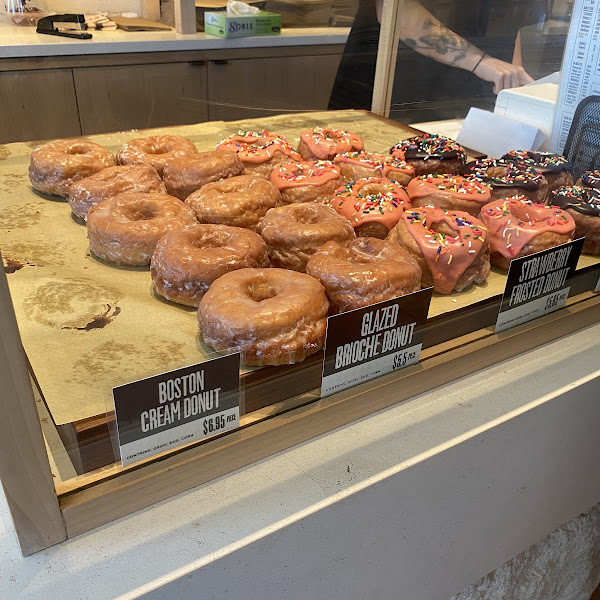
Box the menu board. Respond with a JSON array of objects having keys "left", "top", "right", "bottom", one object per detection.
[{"left": 551, "top": 0, "right": 600, "bottom": 152}]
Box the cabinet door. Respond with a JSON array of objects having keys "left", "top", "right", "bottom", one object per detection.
[
  {"left": 0, "top": 69, "right": 81, "bottom": 144},
  {"left": 74, "top": 62, "right": 209, "bottom": 135},
  {"left": 207, "top": 54, "right": 342, "bottom": 122}
]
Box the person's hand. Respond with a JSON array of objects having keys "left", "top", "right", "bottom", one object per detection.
[{"left": 474, "top": 55, "right": 534, "bottom": 93}]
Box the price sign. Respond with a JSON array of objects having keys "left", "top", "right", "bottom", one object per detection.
[
  {"left": 113, "top": 353, "right": 240, "bottom": 466},
  {"left": 495, "top": 238, "right": 584, "bottom": 333},
  {"left": 321, "top": 288, "right": 432, "bottom": 398}
]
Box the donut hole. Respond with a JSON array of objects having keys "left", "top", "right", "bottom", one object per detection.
[
  {"left": 190, "top": 232, "right": 230, "bottom": 249},
  {"left": 429, "top": 221, "right": 458, "bottom": 238},
  {"left": 292, "top": 207, "right": 323, "bottom": 225},
  {"left": 486, "top": 166, "right": 508, "bottom": 179},
  {"left": 246, "top": 279, "right": 280, "bottom": 303},
  {"left": 126, "top": 203, "right": 160, "bottom": 221},
  {"left": 360, "top": 183, "right": 388, "bottom": 196},
  {"left": 349, "top": 238, "right": 380, "bottom": 262},
  {"left": 146, "top": 144, "right": 172, "bottom": 155},
  {"left": 68, "top": 144, "right": 94, "bottom": 156}
]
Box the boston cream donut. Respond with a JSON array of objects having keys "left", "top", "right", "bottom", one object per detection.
[
  {"left": 162, "top": 149, "right": 244, "bottom": 200},
  {"left": 198, "top": 268, "right": 329, "bottom": 366},
  {"left": 331, "top": 178, "right": 411, "bottom": 239},
  {"left": 550, "top": 186, "right": 600, "bottom": 255},
  {"left": 387, "top": 207, "right": 490, "bottom": 294},
  {"left": 151, "top": 224, "right": 269, "bottom": 306},
  {"left": 479, "top": 196, "right": 575, "bottom": 269},
  {"left": 29, "top": 139, "right": 115, "bottom": 198},
  {"left": 68, "top": 165, "right": 166, "bottom": 220},
  {"left": 185, "top": 174, "right": 281, "bottom": 232},
  {"left": 462, "top": 158, "right": 548, "bottom": 203},
  {"left": 86, "top": 192, "right": 197, "bottom": 266},
  {"left": 116, "top": 135, "right": 198, "bottom": 176},
  {"left": 306, "top": 237, "right": 421, "bottom": 313},
  {"left": 269, "top": 160, "right": 343, "bottom": 204},
  {"left": 260, "top": 203, "right": 355, "bottom": 272},
  {"left": 298, "top": 127, "right": 364, "bottom": 161},
  {"left": 390, "top": 134, "right": 466, "bottom": 176},
  {"left": 334, "top": 151, "right": 415, "bottom": 185},
  {"left": 406, "top": 174, "right": 492, "bottom": 217},
  {"left": 502, "top": 150, "right": 573, "bottom": 193},
  {"left": 216, "top": 130, "right": 301, "bottom": 178}
]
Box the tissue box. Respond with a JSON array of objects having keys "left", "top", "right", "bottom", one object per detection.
[{"left": 204, "top": 10, "right": 281, "bottom": 37}]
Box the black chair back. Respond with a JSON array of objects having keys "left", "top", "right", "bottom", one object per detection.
[{"left": 563, "top": 95, "right": 600, "bottom": 182}]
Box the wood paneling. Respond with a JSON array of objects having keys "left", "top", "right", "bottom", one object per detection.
[{"left": 0, "top": 69, "right": 80, "bottom": 143}]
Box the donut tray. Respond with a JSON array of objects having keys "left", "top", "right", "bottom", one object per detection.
[{"left": 1, "top": 109, "right": 599, "bottom": 480}]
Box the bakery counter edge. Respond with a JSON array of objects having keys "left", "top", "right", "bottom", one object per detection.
[{"left": 0, "top": 24, "right": 350, "bottom": 58}]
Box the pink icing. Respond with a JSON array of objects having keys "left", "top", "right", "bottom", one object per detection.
[
  {"left": 217, "top": 130, "right": 301, "bottom": 164},
  {"left": 334, "top": 152, "right": 415, "bottom": 178},
  {"left": 269, "top": 161, "right": 341, "bottom": 189},
  {"left": 402, "top": 207, "right": 487, "bottom": 294},
  {"left": 300, "top": 127, "right": 364, "bottom": 159},
  {"left": 479, "top": 197, "right": 575, "bottom": 258},
  {"left": 407, "top": 174, "right": 491, "bottom": 203}
]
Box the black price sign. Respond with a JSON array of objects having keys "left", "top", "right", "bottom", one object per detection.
[
  {"left": 321, "top": 288, "right": 432, "bottom": 398},
  {"left": 495, "top": 237, "right": 584, "bottom": 333},
  {"left": 113, "top": 353, "right": 240, "bottom": 466}
]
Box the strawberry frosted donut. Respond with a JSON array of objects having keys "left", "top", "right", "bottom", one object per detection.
[
  {"left": 86, "top": 192, "right": 197, "bottom": 266},
  {"left": 502, "top": 150, "right": 573, "bottom": 194},
  {"left": 29, "top": 139, "right": 115, "bottom": 198},
  {"left": 198, "top": 268, "right": 329, "bottom": 366},
  {"left": 390, "top": 134, "right": 466, "bottom": 176},
  {"left": 260, "top": 203, "right": 355, "bottom": 272},
  {"left": 216, "top": 130, "right": 301, "bottom": 178},
  {"left": 162, "top": 149, "right": 244, "bottom": 200},
  {"left": 186, "top": 174, "right": 281, "bottom": 232},
  {"left": 269, "top": 160, "right": 343, "bottom": 204},
  {"left": 387, "top": 207, "right": 490, "bottom": 294},
  {"left": 116, "top": 135, "right": 198, "bottom": 177},
  {"left": 331, "top": 178, "right": 411, "bottom": 239},
  {"left": 68, "top": 165, "right": 166, "bottom": 220},
  {"left": 406, "top": 174, "right": 492, "bottom": 217},
  {"left": 306, "top": 237, "right": 421, "bottom": 313},
  {"left": 462, "top": 158, "right": 548, "bottom": 203},
  {"left": 479, "top": 196, "right": 575, "bottom": 269},
  {"left": 151, "top": 224, "right": 269, "bottom": 306},
  {"left": 298, "top": 127, "right": 364, "bottom": 161},
  {"left": 334, "top": 151, "right": 415, "bottom": 185}
]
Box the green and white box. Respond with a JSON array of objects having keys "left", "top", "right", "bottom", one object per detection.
[{"left": 204, "top": 11, "right": 281, "bottom": 38}]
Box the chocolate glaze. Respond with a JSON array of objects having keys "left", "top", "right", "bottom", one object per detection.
[
  {"left": 502, "top": 149, "right": 571, "bottom": 175},
  {"left": 391, "top": 134, "right": 466, "bottom": 162},
  {"left": 581, "top": 170, "right": 600, "bottom": 190},
  {"left": 551, "top": 185, "right": 600, "bottom": 217},
  {"left": 461, "top": 158, "right": 543, "bottom": 191}
]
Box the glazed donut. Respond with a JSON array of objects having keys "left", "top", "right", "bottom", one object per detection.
[
  {"left": 479, "top": 196, "right": 575, "bottom": 269},
  {"left": 306, "top": 237, "right": 421, "bottom": 313},
  {"left": 116, "top": 135, "right": 198, "bottom": 176},
  {"left": 334, "top": 151, "right": 415, "bottom": 186},
  {"left": 387, "top": 207, "right": 490, "bottom": 294},
  {"left": 406, "top": 174, "right": 492, "bottom": 217},
  {"left": 298, "top": 127, "right": 364, "bottom": 161},
  {"left": 576, "top": 170, "right": 600, "bottom": 189},
  {"left": 86, "top": 192, "right": 197, "bottom": 266},
  {"left": 198, "top": 268, "right": 329, "bottom": 366},
  {"left": 269, "top": 160, "right": 343, "bottom": 204},
  {"left": 186, "top": 174, "right": 281, "bottom": 232},
  {"left": 216, "top": 130, "right": 301, "bottom": 178},
  {"left": 162, "top": 149, "right": 244, "bottom": 200},
  {"left": 151, "top": 224, "right": 269, "bottom": 306},
  {"left": 68, "top": 165, "right": 166, "bottom": 220},
  {"left": 330, "top": 178, "right": 411, "bottom": 239},
  {"left": 390, "top": 134, "right": 466, "bottom": 176},
  {"left": 550, "top": 186, "right": 600, "bottom": 255},
  {"left": 29, "top": 139, "right": 115, "bottom": 197},
  {"left": 462, "top": 158, "right": 548, "bottom": 203},
  {"left": 502, "top": 150, "right": 573, "bottom": 193},
  {"left": 260, "top": 203, "right": 355, "bottom": 272}
]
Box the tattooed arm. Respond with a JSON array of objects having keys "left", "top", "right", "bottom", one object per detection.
[{"left": 380, "top": 0, "right": 534, "bottom": 93}]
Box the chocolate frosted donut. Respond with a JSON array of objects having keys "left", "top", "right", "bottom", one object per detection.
[
  {"left": 29, "top": 139, "right": 115, "bottom": 198},
  {"left": 577, "top": 170, "right": 600, "bottom": 189},
  {"left": 298, "top": 127, "right": 364, "bottom": 161},
  {"left": 306, "top": 237, "right": 421, "bottom": 313},
  {"left": 502, "top": 150, "right": 573, "bottom": 193},
  {"left": 462, "top": 158, "right": 548, "bottom": 203},
  {"left": 551, "top": 186, "right": 600, "bottom": 255},
  {"left": 116, "top": 135, "right": 198, "bottom": 176},
  {"left": 162, "top": 149, "right": 244, "bottom": 200},
  {"left": 269, "top": 160, "right": 343, "bottom": 204},
  {"left": 151, "top": 224, "right": 269, "bottom": 306},
  {"left": 198, "top": 268, "right": 329, "bottom": 366},
  {"left": 260, "top": 203, "right": 355, "bottom": 272},
  {"left": 334, "top": 151, "right": 415, "bottom": 185},
  {"left": 390, "top": 134, "right": 466, "bottom": 176},
  {"left": 68, "top": 165, "right": 166, "bottom": 220}
]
